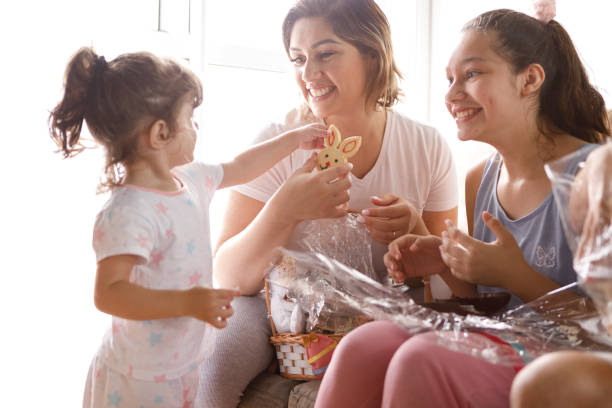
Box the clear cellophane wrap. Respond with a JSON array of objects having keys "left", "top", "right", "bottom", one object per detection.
[
  {"left": 546, "top": 143, "right": 612, "bottom": 336},
  {"left": 267, "top": 146, "right": 612, "bottom": 366},
  {"left": 267, "top": 213, "right": 379, "bottom": 334},
  {"left": 266, "top": 248, "right": 611, "bottom": 367}
]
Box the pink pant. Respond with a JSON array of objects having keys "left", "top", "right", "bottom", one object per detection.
[{"left": 315, "top": 321, "right": 517, "bottom": 408}]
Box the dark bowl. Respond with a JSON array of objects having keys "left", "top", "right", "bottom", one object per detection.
[
  {"left": 453, "top": 292, "right": 512, "bottom": 315},
  {"left": 421, "top": 292, "right": 512, "bottom": 316}
]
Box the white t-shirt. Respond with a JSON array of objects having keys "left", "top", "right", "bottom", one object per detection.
[
  {"left": 234, "top": 109, "right": 458, "bottom": 275},
  {"left": 92, "top": 161, "right": 223, "bottom": 381}
]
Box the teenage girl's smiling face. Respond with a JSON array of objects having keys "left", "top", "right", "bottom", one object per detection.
[
  {"left": 168, "top": 94, "right": 198, "bottom": 167},
  {"left": 289, "top": 17, "right": 369, "bottom": 118},
  {"left": 445, "top": 30, "right": 524, "bottom": 143}
]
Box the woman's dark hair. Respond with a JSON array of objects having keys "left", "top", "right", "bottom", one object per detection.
[
  {"left": 464, "top": 9, "right": 609, "bottom": 143},
  {"left": 282, "top": 0, "right": 402, "bottom": 110},
  {"left": 49, "top": 47, "right": 203, "bottom": 191}
]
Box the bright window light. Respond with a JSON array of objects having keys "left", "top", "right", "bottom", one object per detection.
[{"left": 3, "top": 1, "right": 612, "bottom": 406}]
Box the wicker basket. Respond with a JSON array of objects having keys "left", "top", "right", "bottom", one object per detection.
[{"left": 264, "top": 280, "right": 343, "bottom": 380}]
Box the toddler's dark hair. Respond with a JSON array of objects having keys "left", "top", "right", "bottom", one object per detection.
[{"left": 49, "top": 47, "right": 203, "bottom": 191}]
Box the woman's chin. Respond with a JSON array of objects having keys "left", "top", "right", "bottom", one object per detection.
[
  {"left": 307, "top": 97, "right": 338, "bottom": 118},
  {"left": 308, "top": 105, "right": 331, "bottom": 119}
]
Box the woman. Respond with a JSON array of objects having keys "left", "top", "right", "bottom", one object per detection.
[{"left": 197, "top": 1, "right": 458, "bottom": 406}]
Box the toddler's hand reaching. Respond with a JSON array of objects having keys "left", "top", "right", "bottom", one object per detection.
[
  {"left": 186, "top": 287, "right": 241, "bottom": 328},
  {"left": 291, "top": 123, "right": 329, "bottom": 150}
]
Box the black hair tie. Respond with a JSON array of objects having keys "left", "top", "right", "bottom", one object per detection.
[
  {"left": 88, "top": 55, "right": 108, "bottom": 101},
  {"left": 94, "top": 55, "right": 107, "bottom": 77}
]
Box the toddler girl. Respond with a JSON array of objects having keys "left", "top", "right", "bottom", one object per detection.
[{"left": 49, "top": 47, "right": 328, "bottom": 407}]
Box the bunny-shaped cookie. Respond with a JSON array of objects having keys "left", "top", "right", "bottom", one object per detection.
[{"left": 317, "top": 124, "right": 362, "bottom": 170}]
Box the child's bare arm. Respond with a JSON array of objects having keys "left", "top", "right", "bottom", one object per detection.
[
  {"left": 218, "top": 123, "right": 329, "bottom": 189},
  {"left": 94, "top": 255, "right": 239, "bottom": 328}
]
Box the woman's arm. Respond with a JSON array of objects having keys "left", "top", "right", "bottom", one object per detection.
[
  {"left": 213, "top": 191, "right": 296, "bottom": 294},
  {"left": 214, "top": 157, "right": 353, "bottom": 294},
  {"left": 422, "top": 207, "right": 458, "bottom": 236},
  {"left": 95, "top": 255, "right": 239, "bottom": 327}
]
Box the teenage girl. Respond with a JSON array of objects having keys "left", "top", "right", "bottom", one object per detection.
[
  {"left": 49, "top": 47, "right": 328, "bottom": 407},
  {"left": 315, "top": 7, "right": 609, "bottom": 408}
]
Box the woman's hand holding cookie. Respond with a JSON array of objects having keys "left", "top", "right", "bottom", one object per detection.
[{"left": 271, "top": 154, "right": 353, "bottom": 225}]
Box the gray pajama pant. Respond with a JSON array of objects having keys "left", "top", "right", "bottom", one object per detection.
[{"left": 196, "top": 295, "right": 274, "bottom": 408}]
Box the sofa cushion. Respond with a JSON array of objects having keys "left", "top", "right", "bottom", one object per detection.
[
  {"left": 238, "top": 372, "right": 301, "bottom": 408},
  {"left": 288, "top": 380, "right": 320, "bottom": 408}
]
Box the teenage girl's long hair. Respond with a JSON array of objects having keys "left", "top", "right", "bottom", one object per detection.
[{"left": 464, "top": 9, "right": 609, "bottom": 143}]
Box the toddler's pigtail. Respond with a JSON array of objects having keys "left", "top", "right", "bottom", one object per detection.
[{"left": 49, "top": 47, "right": 105, "bottom": 157}]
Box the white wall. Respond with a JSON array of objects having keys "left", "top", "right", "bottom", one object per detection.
[
  {"left": 2, "top": 0, "right": 100, "bottom": 404},
  {"left": 2, "top": 1, "right": 611, "bottom": 406}
]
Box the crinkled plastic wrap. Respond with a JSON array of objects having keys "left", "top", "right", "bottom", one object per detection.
[
  {"left": 266, "top": 248, "right": 612, "bottom": 367},
  {"left": 289, "top": 212, "right": 378, "bottom": 280},
  {"left": 268, "top": 213, "right": 378, "bottom": 334},
  {"left": 546, "top": 144, "right": 612, "bottom": 335},
  {"left": 267, "top": 147, "right": 612, "bottom": 365}
]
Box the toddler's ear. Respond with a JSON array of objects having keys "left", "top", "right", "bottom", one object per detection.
[{"left": 149, "top": 120, "right": 171, "bottom": 149}]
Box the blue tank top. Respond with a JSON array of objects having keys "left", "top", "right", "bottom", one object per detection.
[{"left": 473, "top": 144, "right": 598, "bottom": 308}]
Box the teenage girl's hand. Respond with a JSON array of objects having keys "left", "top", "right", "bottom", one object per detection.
[
  {"left": 439, "top": 212, "right": 528, "bottom": 288},
  {"left": 271, "top": 154, "right": 352, "bottom": 224},
  {"left": 290, "top": 123, "right": 329, "bottom": 150},
  {"left": 384, "top": 234, "right": 447, "bottom": 282},
  {"left": 186, "top": 287, "right": 241, "bottom": 329},
  {"left": 359, "top": 194, "right": 423, "bottom": 245}
]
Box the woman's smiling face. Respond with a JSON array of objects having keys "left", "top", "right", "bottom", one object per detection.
[
  {"left": 289, "top": 16, "right": 369, "bottom": 119},
  {"left": 445, "top": 30, "right": 524, "bottom": 143}
]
